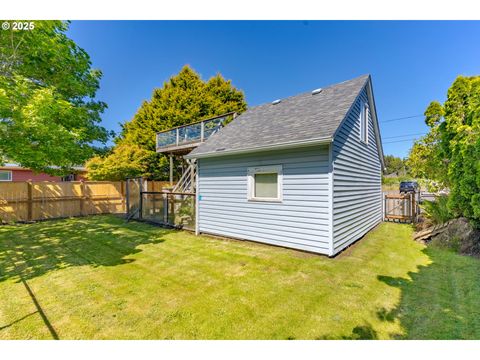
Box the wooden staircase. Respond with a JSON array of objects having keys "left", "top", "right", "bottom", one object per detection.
[{"left": 172, "top": 159, "right": 197, "bottom": 194}]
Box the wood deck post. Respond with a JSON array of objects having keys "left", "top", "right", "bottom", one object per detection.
[
  {"left": 169, "top": 155, "right": 174, "bottom": 186},
  {"left": 190, "top": 162, "right": 195, "bottom": 193}
]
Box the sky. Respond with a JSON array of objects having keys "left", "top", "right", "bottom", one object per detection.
[{"left": 67, "top": 21, "right": 480, "bottom": 158}]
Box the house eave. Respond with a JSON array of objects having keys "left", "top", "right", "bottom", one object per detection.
[{"left": 185, "top": 136, "right": 333, "bottom": 159}]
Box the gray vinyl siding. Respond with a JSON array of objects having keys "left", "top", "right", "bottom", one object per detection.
[
  {"left": 332, "top": 87, "right": 382, "bottom": 254},
  {"left": 197, "top": 145, "right": 331, "bottom": 254}
]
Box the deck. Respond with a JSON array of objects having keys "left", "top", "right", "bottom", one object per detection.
[{"left": 156, "top": 112, "right": 236, "bottom": 155}]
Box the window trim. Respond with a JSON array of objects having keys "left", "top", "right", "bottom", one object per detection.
[
  {"left": 360, "top": 102, "right": 369, "bottom": 144},
  {"left": 0, "top": 170, "right": 12, "bottom": 182},
  {"left": 247, "top": 165, "right": 283, "bottom": 202}
]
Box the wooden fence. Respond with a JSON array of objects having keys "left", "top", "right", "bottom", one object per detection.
[
  {"left": 0, "top": 180, "right": 171, "bottom": 223},
  {"left": 384, "top": 192, "right": 418, "bottom": 223}
]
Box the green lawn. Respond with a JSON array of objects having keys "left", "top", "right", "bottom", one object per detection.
[{"left": 0, "top": 215, "right": 479, "bottom": 339}]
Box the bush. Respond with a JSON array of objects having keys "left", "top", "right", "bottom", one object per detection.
[
  {"left": 421, "top": 195, "right": 453, "bottom": 225},
  {"left": 407, "top": 76, "right": 480, "bottom": 224},
  {"left": 382, "top": 175, "right": 412, "bottom": 186},
  {"left": 382, "top": 176, "right": 409, "bottom": 190},
  {"left": 382, "top": 175, "right": 425, "bottom": 191}
]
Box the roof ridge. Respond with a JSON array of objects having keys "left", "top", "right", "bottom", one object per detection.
[{"left": 248, "top": 74, "right": 370, "bottom": 110}]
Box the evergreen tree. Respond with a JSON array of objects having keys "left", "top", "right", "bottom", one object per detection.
[
  {"left": 87, "top": 65, "right": 247, "bottom": 180},
  {"left": 384, "top": 155, "right": 407, "bottom": 175}
]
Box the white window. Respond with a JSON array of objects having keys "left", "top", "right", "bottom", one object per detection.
[
  {"left": 360, "top": 102, "right": 369, "bottom": 144},
  {"left": 0, "top": 170, "right": 12, "bottom": 181},
  {"left": 247, "top": 165, "right": 283, "bottom": 202}
]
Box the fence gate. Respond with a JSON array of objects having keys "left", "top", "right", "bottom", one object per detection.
[
  {"left": 384, "top": 192, "right": 418, "bottom": 223},
  {"left": 141, "top": 191, "right": 195, "bottom": 231},
  {"left": 125, "top": 178, "right": 195, "bottom": 230},
  {"left": 125, "top": 177, "right": 144, "bottom": 220}
]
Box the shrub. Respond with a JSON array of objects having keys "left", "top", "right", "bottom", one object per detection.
[
  {"left": 407, "top": 76, "right": 480, "bottom": 223},
  {"left": 421, "top": 195, "right": 453, "bottom": 225},
  {"left": 382, "top": 175, "right": 412, "bottom": 186}
]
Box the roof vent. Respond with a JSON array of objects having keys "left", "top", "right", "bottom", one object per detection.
[
  {"left": 215, "top": 147, "right": 226, "bottom": 152},
  {"left": 312, "top": 88, "right": 322, "bottom": 95},
  {"left": 272, "top": 99, "right": 281, "bottom": 105}
]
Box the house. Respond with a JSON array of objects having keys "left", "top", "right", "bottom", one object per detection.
[
  {"left": 0, "top": 163, "right": 87, "bottom": 182},
  {"left": 158, "top": 74, "right": 384, "bottom": 256}
]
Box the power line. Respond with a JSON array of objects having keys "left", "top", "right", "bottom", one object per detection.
[
  {"left": 380, "top": 115, "right": 424, "bottom": 123},
  {"left": 383, "top": 132, "right": 427, "bottom": 140},
  {"left": 383, "top": 138, "right": 422, "bottom": 144}
]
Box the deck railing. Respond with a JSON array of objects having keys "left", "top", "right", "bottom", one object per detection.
[{"left": 156, "top": 112, "right": 236, "bottom": 151}]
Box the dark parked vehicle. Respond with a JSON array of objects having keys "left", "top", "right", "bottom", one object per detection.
[
  {"left": 399, "top": 181, "right": 419, "bottom": 194},
  {"left": 399, "top": 181, "right": 421, "bottom": 214}
]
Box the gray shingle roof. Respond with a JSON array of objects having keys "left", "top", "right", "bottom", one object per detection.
[{"left": 188, "top": 74, "right": 370, "bottom": 158}]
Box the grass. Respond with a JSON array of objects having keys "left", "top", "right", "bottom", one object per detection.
[
  {"left": 0, "top": 215, "right": 479, "bottom": 339},
  {"left": 383, "top": 247, "right": 480, "bottom": 339}
]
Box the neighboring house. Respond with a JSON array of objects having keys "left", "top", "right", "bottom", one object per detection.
[
  {"left": 182, "top": 75, "right": 385, "bottom": 256},
  {"left": 0, "top": 163, "right": 87, "bottom": 182}
]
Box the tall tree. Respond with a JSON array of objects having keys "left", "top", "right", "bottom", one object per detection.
[
  {"left": 407, "top": 76, "right": 480, "bottom": 222},
  {"left": 87, "top": 65, "right": 247, "bottom": 180},
  {"left": 0, "top": 21, "right": 110, "bottom": 175},
  {"left": 383, "top": 155, "right": 407, "bottom": 175},
  {"left": 85, "top": 144, "right": 156, "bottom": 181}
]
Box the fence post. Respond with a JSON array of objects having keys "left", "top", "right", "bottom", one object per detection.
[
  {"left": 163, "top": 194, "right": 168, "bottom": 224},
  {"left": 138, "top": 179, "right": 143, "bottom": 220},
  {"left": 152, "top": 186, "right": 157, "bottom": 218},
  {"left": 80, "top": 180, "right": 86, "bottom": 216},
  {"left": 125, "top": 179, "right": 130, "bottom": 216},
  {"left": 382, "top": 193, "right": 385, "bottom": 221},
  {"left": 169, "top": 193, "right": 175, "bottom": 225},
  {"left": 385, "top": 195, "right": 388, "bottom": 221},
  {"left": 27, "top": 181, "right": 33, "bottom": 221},
  {"left": 411, "top": 192, "right": 416, "bottom": 223},
  {"left": 120, "top": 181, "right": 126, "bottom": 213}
]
